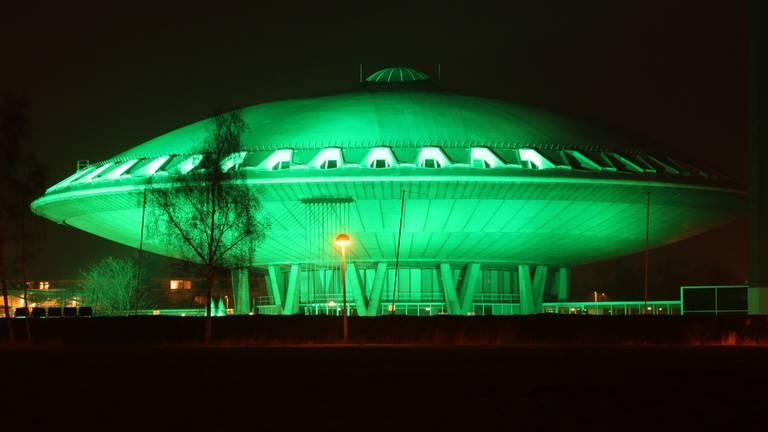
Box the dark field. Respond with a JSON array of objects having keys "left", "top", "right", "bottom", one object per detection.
[
  {"left": 6, "top": 315, "right": 768, "bottom": 345},
  {"left": 1, "top": 345, "right": 767, "bottom": 431}
]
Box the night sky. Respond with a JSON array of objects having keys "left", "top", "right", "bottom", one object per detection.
[{"left": 1, "top": 1, "right": 749, "bottom": 299}]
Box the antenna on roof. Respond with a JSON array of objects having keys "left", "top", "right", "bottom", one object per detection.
[{"left": 359, "top": 64, "right": 363, "bottom": 83}]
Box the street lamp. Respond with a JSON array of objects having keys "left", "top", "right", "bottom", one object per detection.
[
  {"left": 335, "top": 233, "right": 351, "bottom": 341},
  {"left": 593, "top": 291, "right": 598, "bottom": 315}
]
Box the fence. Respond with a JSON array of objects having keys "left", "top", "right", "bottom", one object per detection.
[{"left": 680, "top": 285, "right": 748, "bottom": 315}]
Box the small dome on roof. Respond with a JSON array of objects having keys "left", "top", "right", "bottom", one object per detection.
[{"left": 366, "top": 67, "right": 429, "bottom": 83}]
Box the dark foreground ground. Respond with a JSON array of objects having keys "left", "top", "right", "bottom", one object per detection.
[
  {"left": 5, "top": 315, "right": 768, "bottom": 345},
  {"left": 1, "top": 345, "right": 767, "bottom": 431}
]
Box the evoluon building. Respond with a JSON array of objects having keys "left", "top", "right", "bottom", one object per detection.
[{"left": 31, "top": 67, "right": 744, "bottom": 316}]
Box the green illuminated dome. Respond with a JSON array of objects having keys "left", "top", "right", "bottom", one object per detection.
[
  {"left": 31, "top": 66, "right": 745, "bottom": 316},
  {"left": 365, "top": 66, "right": 429, "bottom": 83},
  {"left": 110, "top": 87, "right": 648, "bottom": 162}
]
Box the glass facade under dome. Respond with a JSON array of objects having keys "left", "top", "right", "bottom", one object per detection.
[{"left": 260, "top": 266, "right": 526, "bottom": 316}]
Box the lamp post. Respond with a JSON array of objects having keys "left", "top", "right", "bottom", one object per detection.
[
  {"left": 593, "top": 291, "right": 598, "bottom": 315},
  {"left": 335, "top": 233, "right": 351, "bottom": 341}
]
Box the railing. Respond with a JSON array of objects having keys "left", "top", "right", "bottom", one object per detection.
[
  {"left": 137, "top": 308, "right": 206, "bottom": 317},
  {"left": 680, "top": 285, "right": 748, "bottom": 315},
  {"left": 183, "top": 298, "right": 684, "bottom": 316},
  {"left": 473, "top": 293, "right": 518, "bottom": 303},
  {"left": 542, "top": 300, "right": 681, "bottom": 315}
]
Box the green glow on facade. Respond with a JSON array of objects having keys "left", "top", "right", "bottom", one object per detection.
[{"left": 31, "top": 67, "right": 745, "bottom": 316}]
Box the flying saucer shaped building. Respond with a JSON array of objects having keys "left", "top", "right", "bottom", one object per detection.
[{"left": 32, "top": 67, "right": 744, "bottom": 315}]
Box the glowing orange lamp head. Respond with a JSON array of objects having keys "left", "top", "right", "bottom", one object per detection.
[{"left": 335, "top": 233, "right": 351, "bottom": 248}]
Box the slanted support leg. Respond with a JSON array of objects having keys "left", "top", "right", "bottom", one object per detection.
[
  {"left": 519, "top": 265, "right": 533, "bottom": 314},
  {"left": 230, "top": 267, "right": 250, "bottom": 315},
  {"left": 439, "top": 263, "right": 461, "bottom": 315},
  {"left": 366, "top": 263, "right": 387, "bottom": 316},
  {"left": 267, "top": 265, "right": 284, "bottom": 314},
  {"left": 459, "top": 263, "right": 481, "bottom": 315},
  {"left": 519, "top": 265, "right": 548, "bottom": 314},
  {"left": 282, "top": 264, "right": 301, "bottom": 315},
  {"left": 555, "top": 268, "right": 569, "bottom": 301},
  {"left": 346, "top": 262, "right": 369, "bottom": 316}
]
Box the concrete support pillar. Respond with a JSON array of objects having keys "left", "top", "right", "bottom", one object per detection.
[
  {"left": 519, "top": 265, "right": 548, "bottom": 314},
  {"left": 439, "top": 263, "right": 461, "bottom": 314},
  {"left": 518, "top": 265, "right": 533, "bottom": 314},
  {"left": 459, "top": 263, "right": 481, "bottom": 315},
  {"left": 346, "top": 262, "right": 369, "bottom": 316},
  {"left": 267, "top": 265, "right": 284, "bottom": 314},
  {"left": 230, "top": 267, "right": 250, "bottom": 315},
  {"left": 554, "top": 268, "right": 569, "bottom": 301},
  {"left": 366, "top": 263, "right": 387, "bottom": 316},
  {"left": 439, "top": 263, "right": 481, "bottom": 315},
  {"left": 282, "top": 264, "right": 301, "bottom": 315}
]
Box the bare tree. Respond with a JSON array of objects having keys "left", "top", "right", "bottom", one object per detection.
[
  {"left": 80, "top": 257, "right": 153, "bottom": 316},
  {"left": 1, "top": 94, "right": 44, "bottom": 342},
  {"left": 146, "top": 109, "right": 268, "bottom": 337}
]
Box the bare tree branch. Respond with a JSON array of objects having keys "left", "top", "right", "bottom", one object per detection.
[{"left": 145, "top": 109, "right": 268, "bottom": 320}]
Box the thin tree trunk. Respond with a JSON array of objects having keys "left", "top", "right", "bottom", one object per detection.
[
  {"left": 134, "top": 186, "right": 147, "bottom": 316},
  {"left": 21, "top": 211, "right": 31, "bottom": 342},
  {"left": 204, "top": 263, "right": 213, "bottom": 343},
  {"left": 0, "top": 226, "right": 14, "bottom": 343},
  {"left": 204, "top": 180, "right": 218, "bottom": 343},
  {"left": 1, "top": 279, "right": 12, "bottom": 344}
]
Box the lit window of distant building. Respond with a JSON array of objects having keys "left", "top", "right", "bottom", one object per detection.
[
  {"left": 39, "top": 281, "right": 50, "bottom": 290},
  {"left": 170, "top": 279, "right": 192, "bottom": 290}
]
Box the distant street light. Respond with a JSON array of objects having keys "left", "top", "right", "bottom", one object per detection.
[
  {"left": 593, "top": 291, "right": 599, "bottom": 315},
  {"left": 335, "top": 233, "right": 351, "bottom": 341}
]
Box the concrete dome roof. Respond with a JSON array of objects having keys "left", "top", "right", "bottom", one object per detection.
[{"left": 109, "top": 90, "right": 652, "bottom": 164}]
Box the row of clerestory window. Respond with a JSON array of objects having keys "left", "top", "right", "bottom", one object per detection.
[{"left": 49, "top": 145, "right": 716, "bottom": 193}]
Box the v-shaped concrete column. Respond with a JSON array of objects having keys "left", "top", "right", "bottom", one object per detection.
[
  {"left": 266, "top": 265, "right": 284, "bottom": 314},
  {"left": 459, "top": 263, "right": 481, "bottom": 315},
  {"left": 366, "top": 263, "right": 388, "bottom": 316},
  {"left": 346, "top": 262, "right": 368, "bottom": 316},
  {"left": 440, "top": 263, "right": 481, "bottom": 315},
  {"left": 345, "top": 262, "right": 388, "bottom": 316},
  {"left": 519, "top": 265, "right": 548, "bottom": 314},
  {"left": 282, "top": 264, "right": 301, "bottom": 315},
  {"left": 439, "top": 263, "right": 461, "bottom": 314}
]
